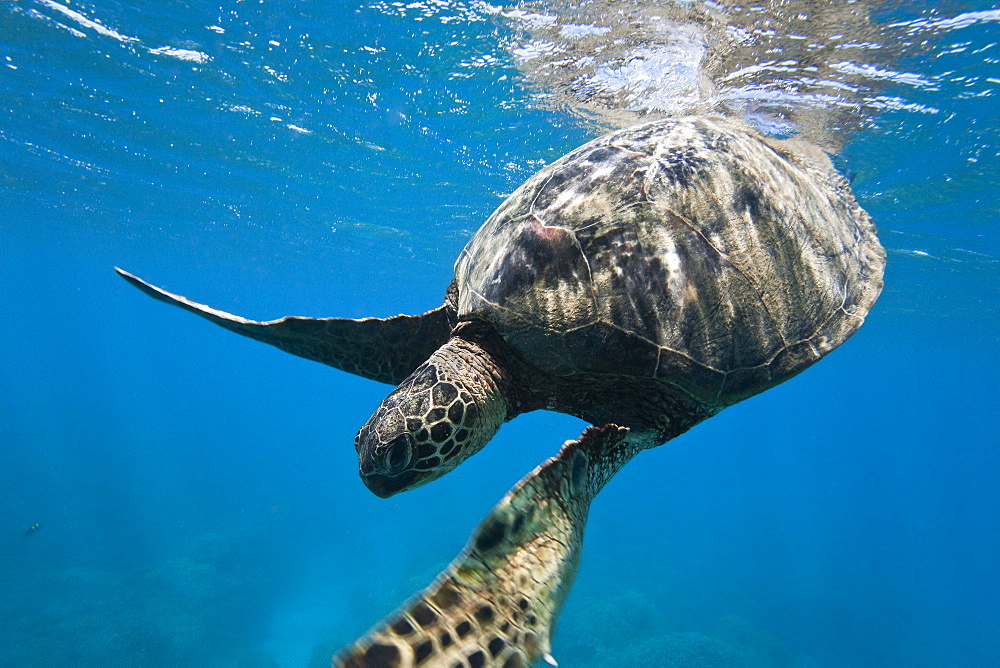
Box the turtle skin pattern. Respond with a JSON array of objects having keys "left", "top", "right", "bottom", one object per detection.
[
  {"left": 334, "top": 425, "right": 638, "bottom": 668},
  {"left": 455, "top": 116, "right": 885, "bottom": 410}
]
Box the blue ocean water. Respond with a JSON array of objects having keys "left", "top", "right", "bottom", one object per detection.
[{"left": 1, "top": 1, "right": 998, "bottom": 666}]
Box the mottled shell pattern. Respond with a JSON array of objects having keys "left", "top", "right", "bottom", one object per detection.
[{"left": 455, "top": 116, "right": 885, "bottom": 409}]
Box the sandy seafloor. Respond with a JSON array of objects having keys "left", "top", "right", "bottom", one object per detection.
[{"left": 1, "top": 1, "right": 998, "bottom": 666}]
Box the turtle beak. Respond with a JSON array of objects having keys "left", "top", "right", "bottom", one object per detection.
[
  {"left": 357, "top": 429, "right": 420, "bottom": 497},
  {"left": 362, "top": 471, "right": 418, "bottom": 498}
]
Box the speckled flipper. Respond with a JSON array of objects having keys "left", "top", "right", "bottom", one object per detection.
[
  {"left": 333, "top": 424, "right": 642, "bottom": 668},
  {"left": 115, "top": 268, "right": 456, "bottom": 385}
]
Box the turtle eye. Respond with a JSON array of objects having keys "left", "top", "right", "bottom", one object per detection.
[{"left": 385, "top": 433, "right": 414, "bottom": 473}]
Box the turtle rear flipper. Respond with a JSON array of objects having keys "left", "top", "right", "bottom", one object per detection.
[
  {"left": 334, "top": 424, "right": 642, "bottom": 668},
  {"left": 115, "top": 268, "right": 456, "bottom": 385}
]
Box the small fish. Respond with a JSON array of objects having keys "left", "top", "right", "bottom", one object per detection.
[{"left": 23, "top": 523, "right": 42, "bottom": 538}]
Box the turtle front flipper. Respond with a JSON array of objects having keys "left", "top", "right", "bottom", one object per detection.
[
  {"left": 115, "top": 268, "right": 456, "bottom": 385},
  {"left": 334, "top": 424, "right": 643, "bottom": 668}
]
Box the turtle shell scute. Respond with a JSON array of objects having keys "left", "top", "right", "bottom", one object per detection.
[{"left": 454, "top": 115, "right": 885, "bottom": 408}]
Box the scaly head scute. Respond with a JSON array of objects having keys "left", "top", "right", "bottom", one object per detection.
[{"left": 356, "top": 336, "right": 510, "bottom": 498}]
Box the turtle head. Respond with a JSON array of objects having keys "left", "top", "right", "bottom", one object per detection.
[{"left": 355, "top": 338, "right": 509, "bottom": 497}]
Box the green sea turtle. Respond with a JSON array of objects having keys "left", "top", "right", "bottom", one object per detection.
[{"left": 117, "top": 114, "right": 884, "bottom": 666}]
